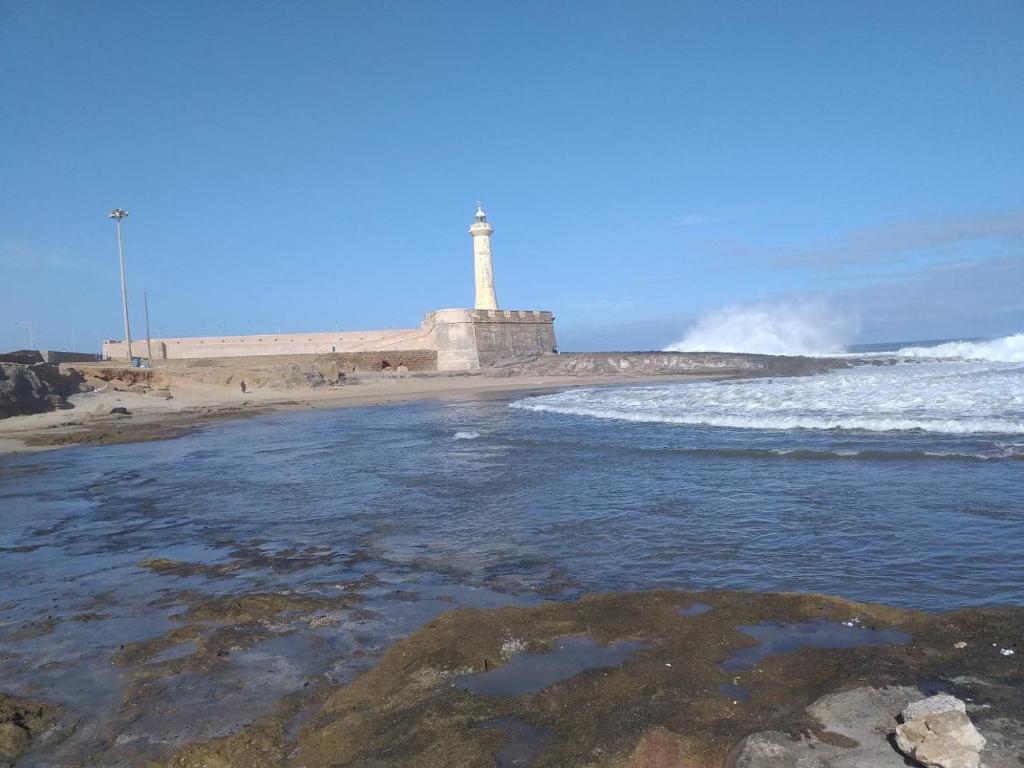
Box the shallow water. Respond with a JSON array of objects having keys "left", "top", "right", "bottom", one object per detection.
[
  {"left": 0, "top": 371, "right": 1022, "bottom": 763},
  {"left": 718, "top": 683, "right": 749, "bottom": 702},
  {"left": 679, "top": 602, "right": 713, "bottom": 617},
  {"left": 482, "top": 717, "right": 554, "bottom": 767},
  {"left": 456, "top": 636, "right": 650, "bottom": 697},
  {"left": 720, "top": 619, "right": 913, "bottom": 671}
]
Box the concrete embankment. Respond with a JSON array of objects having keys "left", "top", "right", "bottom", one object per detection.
[
  {"left": 486, "top": 351, "right": 848, "bottom": 378},
  {"left": 67, "top": 350, "right": 844, "bottom": 394}
]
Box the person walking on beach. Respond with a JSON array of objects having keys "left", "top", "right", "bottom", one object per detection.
[{"left": 240, "top": 380, "right": 246, "bottom": 395}]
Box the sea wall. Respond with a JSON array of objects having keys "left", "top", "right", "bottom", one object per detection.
[
  {"left": 160, "top": 351, "right": 439, "bottom": 374},
  {"left": 486, "top": 351, "right": 846, "bottom": 377},
  {"left": 103, "top": 327, "right": 431, "bottom": 361},
  {"left": 102, "top": 309, "right": 557, "bottom": 372}
]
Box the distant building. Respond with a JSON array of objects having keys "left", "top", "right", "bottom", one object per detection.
[{"left": 0, "top": 350, "right": 100, "bottom": 364}]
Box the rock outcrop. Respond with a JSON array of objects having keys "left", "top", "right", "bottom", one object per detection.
[
  {"left": 730, "top": 688, "right": 1015, "bottom": 768},
  {"left": 730, "top": 686, "right": 924, "bottom": 767},
  {"left": 0, "top": 363, "right": 86, "bottom": 419}
]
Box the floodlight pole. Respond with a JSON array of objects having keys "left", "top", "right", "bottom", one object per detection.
[
  {"left": 108, "top": 208, "right": 133, "bottom": 360},
  {"left": 144, "top": 290, "right": 153, "bottom": 362},
  {"left": 15, "top": 321, "right": 34, "bottom": 349}
]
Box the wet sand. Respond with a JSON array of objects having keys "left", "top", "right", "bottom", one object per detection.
[
  {"left": 0, "top": 372, "right": 730, "bottom": 455},
  {"left": 0, "top": 372, "right": 745, "bottom": 456}
]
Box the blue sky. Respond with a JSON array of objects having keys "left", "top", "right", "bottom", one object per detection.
[{"left": 2, "top": 1, "right": 1022, "bottom": 352}]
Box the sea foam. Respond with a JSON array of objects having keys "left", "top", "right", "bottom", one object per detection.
[
  {"left": 894, "top": 333, "right": 1024, "bottom": 363},
  {"left": 511, "top": 360, "right": 1024, "bottom": 436}
]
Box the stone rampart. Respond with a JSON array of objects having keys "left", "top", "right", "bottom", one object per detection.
[
  {"left": 158, "top": 351, "right": 438, "bottom": 373},
  {"left": 102, "top": 308, "right": 557, "bottom": 372},
  {"left": 425, "top": 308, "right": 557, "bottom": 370},
  {"left": 104, "top": 326, "right": 432, "bottom": 361}
]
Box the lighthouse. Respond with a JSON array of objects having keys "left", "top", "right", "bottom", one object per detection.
[{"left": 469, "top": 203, "right": 499, "bottom": 310}]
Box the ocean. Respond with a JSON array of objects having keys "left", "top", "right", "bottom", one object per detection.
[{"left": 0, "top": 334, "right": 1021, "bottom": 763}]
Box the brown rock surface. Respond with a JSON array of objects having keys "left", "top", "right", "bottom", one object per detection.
[
  {"left": 0, "top": 693, "right": 54, "bottom": 765},
  {"left": 151, "top": 590, "right": 1023, "bottom": 768}
]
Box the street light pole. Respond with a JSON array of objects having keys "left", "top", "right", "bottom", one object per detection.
[
  {"left": 144, "top": 290, "right": 153, "bottom": 362},
  {"left": 108, "top": 208, "right": 133, "bottom": 360},
  {"left": 14, "top": 321, "right": 34, "bottom": 349}
]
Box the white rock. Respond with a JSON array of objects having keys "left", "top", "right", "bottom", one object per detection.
[
  {"left": 895, "top": 710, "right": 987, "bottom": 768},
  {"left": 902, "top": 693, "right": 967, "bottom": 723}
]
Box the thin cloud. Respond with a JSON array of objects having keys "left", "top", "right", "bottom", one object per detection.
[
  {"left": 841, "top": 255, "right": 1024, "bottom": 340},
  {"left": 673, "top": 213, "right": 716, "bottom": 228},
  {"left": 561, "top": 297, "right": 643, "bottom": 315},
  {"left": 685, "top": 208, "right": 1024, "bottom": 270},
  {"left": 0, "top": 243, "right": 110, "bottom": 280},
  {"left": 787, "top": 209, "right": 1024, "bottom": 268}
]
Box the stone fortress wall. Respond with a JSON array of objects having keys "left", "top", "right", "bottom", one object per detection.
[
  {"left": 152, "top": 350, "right": 442, "bottom": 373},
  {"left": 103, "top": 309, "right": 556, "bottom": 372},
  {"left": 102, "top": 206, "right": 557, "bottom": 372}
]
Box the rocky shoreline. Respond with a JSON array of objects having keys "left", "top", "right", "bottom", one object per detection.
[
  {"left": 0, "top": 351, "right": 848, "bottom": 455},
  {"left": 0, "top": 363, "right": 86, "bottom": 419},
  {"left": 5, "top": 586, "right": 1021, "bottom": 767}
]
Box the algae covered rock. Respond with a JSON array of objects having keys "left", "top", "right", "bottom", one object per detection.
[
  {"left": 0, "top": 692, "right": 54, "bottom": 766},
  {"left": 0, "top": 721, "right": 30, "bottom": 764}
]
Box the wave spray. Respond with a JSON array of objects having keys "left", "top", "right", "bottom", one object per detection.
[{"left": 665, "top": 299, "right": 859, "bottom": 356}]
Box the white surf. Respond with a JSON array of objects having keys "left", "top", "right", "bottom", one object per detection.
[{"left": 512, "top": 360, "right": 1024, "bottom": 436}]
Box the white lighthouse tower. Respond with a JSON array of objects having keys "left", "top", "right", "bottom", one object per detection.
[{"left": 469, "top": 203, "right": 499, "bottom": 310}]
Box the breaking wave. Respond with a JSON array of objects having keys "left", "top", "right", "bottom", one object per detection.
[
  {"left": 511, "top": 361, "right": 1024, "bottom": 436},
  {"left": 453, "top": 431, "right": 481, "bottom": 440},
  {"left": 650, "top": 447, "right": 1023, "bottom": 461},
  {"left": 665, "top": 299, "right": 858, "bottom": 356},
  {"left": 894, "top": 333, "right": 1024, "bottom": 363},
  {"left": 516, "top": 403, "right": 1024, "bottom": 435}
]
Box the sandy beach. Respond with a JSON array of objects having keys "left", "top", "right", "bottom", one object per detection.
[{"left": 0, "top": 371, "right": 729, "bottom": 455}]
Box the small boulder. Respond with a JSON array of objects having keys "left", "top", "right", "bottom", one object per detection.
[
  {"left": 902, "top": 693, "right": 966, "bottom": 722},
  {"left": 109, "top": 406, "right": 131, "bottom": 415},
  {"left": 895, "top": 695, "right": 986, "bottom": 768}
]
